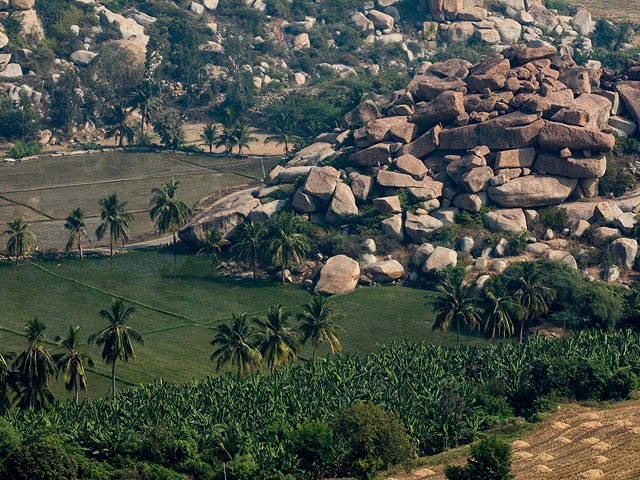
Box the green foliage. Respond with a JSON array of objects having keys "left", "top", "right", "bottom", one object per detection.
[
  {"left": 290, "top": 422, "right": 344, "bottom": 479},
  {"left": 0, "top": 421, "right": 21, "bottom": 461},
  {"left": 544, "top": 0, "right": 569, "bottom": 14},
  {"left": 592, "top": 18, "right": 635, "bottom": 50},
  {"left": 153, "top": 111, "right": 185, "bottom": 149},
  {"left": 614, "top": 135, "right": 640, "bottom": 156},
  {"left": 484, "top": 232, "right": 529, "bottom": 256},
  {"left": 0, "top": 95, "right": 40, "bottom": 140},
  {"left": 599, "top": 155, "right": 637, "bottom": 197},
  {"left": 347, "top": 204, "right": 391, "bottom": 237},
  {"left": 455, "top": 206, "right": 493, "bottom": 227},
  {"left": 535, "top": 206, "right": 568, "bottom": 232},
  {"left": 445, "top": 437, "right": 513, "bottom": 480},
  {"left": 428, "top": 224, "right": 463, "bottom": 246},
  {"left": 0, "top": 437, "right": 78, "bottom": 480},
  {"left": 9, "top": 140, "right": 42, "bottom": 159}
]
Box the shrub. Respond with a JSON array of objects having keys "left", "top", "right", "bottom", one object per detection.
[
  {"left": 535, "top": 206, "right": 568, "bottom": 233},
  {"left": 332, "top": 403, "right": 413, "bottom": 480},
  {"left": 544, "top": 0, "right": 569, "bottom": 14},
  {"left": 9, "top": 140, "right": 42, "bottom": 159},
  {"left": 428, "top": 224, "right": 463, "bottom": 246},
  {"left": 455, "top": 206, "right": 492, "bottom": 227},
  {"left": 445, "top": 437, "right": 513, "bottom": 480},
  {"left": 0, "top": 421, "right": 21, "bottom": 460},
  {"left": 604, "top": 368, "right": 638, "bottom": 400},
  {"left": 290, "top": 422, "right": 345, "bottom": 479},
  {"left": 0, "top": 438, "right": 78, "bottom": 480}
]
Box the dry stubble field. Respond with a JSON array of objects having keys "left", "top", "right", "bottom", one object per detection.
[{"left": 575, "top": 0, "right": 640, "bottom": 23}]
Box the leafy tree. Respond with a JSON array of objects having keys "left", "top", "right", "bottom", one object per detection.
[
  {"left": 149, "top": 180, "right": 192, "bottom": 243},
  {"left": 298, "top": 296, "right": 345, "bottom": 362},
  {"left": 0, "top": 93, "right": 40, "bottom": 140},
  {"left": 0, "top": 437, "right": 79, "bottom": 480},
  {"left": 128, "top": 81, "right": 162, "bottom": 145},
  {"left": 104, "top": 105, "right": 134, "bottom": 147},
  {"left": 431, "top": 267, "right": 481, "bottom": 346},
  {"left": 198, "top": 228, "right": 229, "bottom": 275},
  {"left": 96, "top": 193, "right": 133, "bottom": 256},
  {"left": 51, "top": 69, "right": 85, "bottom": 133},
  {"left": 445, "top": 437, "right": 513, "bottom": 480},
  {"left": 0, "top": 349, "right": 16, "bottom": 415},
  {"left": 88, "top": 298, "right": 143, "bottom": 401},
  {"left": 210, "top": 313, "right": 262, "bottom": 377},
  {"left": 4, "top": 217, "right": 36, "bottom": 265},
  {"left": 153, "top": 111, "right": 184, "bottom": 149},
  {"left": 231, "top": 221, "right": 265, "bottom": 280},
  {"left": 266, "top": 212, "right": 310, "bottom": 284},
  {"left": 53, "top": 325, "right": 93, "bottom": 405},
  {"left": 483, "top": 289, "right": 521, "bottom": 345},
  {"left": 12, "top": 318, "right": 56, "bottom": 410},
  {"left": 253, "top": 305, "right": 299, "bottom": 372},
  {"left": 63, "top": 208, "right": 88, "bottom": 259},
  {"left": 265, "top": 112, "right": 301, "bottom": 155},
  {"left": 199, "top": 123, "right": 218, "bottom": 153},
  {"left": 232, "top": 121, "right": 258, "bottom": 155}
]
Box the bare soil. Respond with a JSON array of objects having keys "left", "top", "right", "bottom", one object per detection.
[{"left": 573, "top": 0, "right": 640, "bottom": 23}]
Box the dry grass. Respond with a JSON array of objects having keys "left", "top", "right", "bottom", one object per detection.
[
  {"left": 391, "top": 400, "right": 640, "bottom": 480},
  {"left": 574, "top": 0, "right": 640, "bottom": 23}
]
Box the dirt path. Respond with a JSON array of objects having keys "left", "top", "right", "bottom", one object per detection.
[{"left": 392, "top": 400, "right": 640, "bottom": 480}]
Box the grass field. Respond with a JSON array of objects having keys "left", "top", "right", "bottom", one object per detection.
[
  {"left": 0, "top": 249, "right": 491, "bottom": 401},
  {"left": 0, "top": 152, "right": 279, "bottom": 250}
]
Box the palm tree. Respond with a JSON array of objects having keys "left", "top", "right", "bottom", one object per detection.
[
  {"left": 12, "top": 318, "right": 56, "bottom": 410},
  {"left": 64, "top": 208, "right": 88, "bottom": 259},
  {"left": 88, "top": 298, "right": 143, "bottom": 400},
  {"left": 254, "top": 305, "right": 299, "bottom": 372},
  {"left": 232, "top": 122, "right": 258, "bottom": 155},
  {"left": 267, "top": 213, "right": 310, "bottom": 284},
  {"left": 104, "top": 105, "right": 134, "bottom": 147},
  {"left": 482, "top": 288, "right": 522, "bottom": 345},
  {"left": 265, "top": 113, "right": 301, "bottom": 155},
  {"left": 231, "top": 221, "right": 265, "bottom": 280},
  {"left": 0, "top": 349, "right": 15, "bottom": 415},
  {"left": 508, "top": 261, "right": 555, "bottom": 343},
  {"left": 149, "top": 180, "right": 192, "bottom": 243},
  {"left": 198, "top": 228, "right": 229, "bottom": 275},
  {"left": 53, "top": 325, "right": 94, "bottom": 405},
  {"left": 215, "top": 126, "right": 236, "bottom": 155},
  {"left": 4, "top": 217, "right": 36, "bottom": 265},
  {"left": 431, "top": 268, "right": 481, "bottom": 346},
  {"left": 96, "top": 193, "right": 134, "bottom": 256},
  {"left": 128, "top": 81, "right": 162, "bottom": 145},
  {"left": 199, "top": 123, "right": 218, "bottom": 153},
  {"left": 298, "top": 296, "right": 345, "bottom": 362},
  {"left": 210, "top": 313, "right": 262, "bottom": 378}
]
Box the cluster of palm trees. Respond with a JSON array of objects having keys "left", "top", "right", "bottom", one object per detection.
[
  {"left": 432, "top": 261, "right": 554, "bottom": 345},
  {"left": 199, "top": 112, "right": 258, "bottom": 155},
  {"left": 211, "top": 296, "right": 345, "bottom": 378},
  {"left": 105, "top": 81, "right": 162, "bottom": 147}
]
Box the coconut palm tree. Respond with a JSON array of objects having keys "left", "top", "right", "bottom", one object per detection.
[
  {"left": 215, "top": 126, "right": 236, "bottom": 155},
  {"left": 298, "top": 296, "right": 345, "bottom": 362},
  {"left": 88, "top": 298, "right": 143, "bottom": 401},
  {"left": 198, "top": 228, "right": 229, "bottom": 275},
  {"left": 431, "top": 268, "right": 481, "bottom": 346},
  {"left": 64, "top": 208, "right": 89, "bottom": 259},
  {"left": 481, "top": 281, "right": 523, "bottom": 345},
  {"left": 254, "top": 305, "right": 299, "bottom": 372},
  {"left": 508, "top": 261, "right": 555, "bottom": 343},
  {"left": 232, "top": 122, "right": 258, "bottom": 155},
  {"left": 231, "top": 221, "right": 265, "bottom": 280},
  {"left": 265, "top": 112, "right": 301, "bottom": 155},
  {"left": 199, "top": 123, "right": 218, "bottom": 153},
  {"left": 210, "top": 313, "right": 262, "bottom": 378},
  {"left": 149, "top": 180, "right": 192, "bottom": 244},
  {"left": 12, "top": 317, "right": 56, "bottom": 410},
  {"left": 266, "top": 213, "right": 310, "bottom": 285},
  {"left": 96, "top": 193, "right": 134, "bottom": 256},
  {"left": 104, "top": 105, "right": 134, "bottom": 147},
  {"left": 0, "top": 349, "right": 16, "bottom": 415},
  {"left": 53, "top": 325, "right": 94, "bottom": 405},
  {"left": 128, "top": 81, "right": 162, "bottom": 145},
  {"left": 4, "top": 217, "right": 36, "bottom": 265}
]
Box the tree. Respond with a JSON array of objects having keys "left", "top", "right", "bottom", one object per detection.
[
  {"left": 149, "top": 180, "right": 192, "bottom": 243},
  {"left": 104, "top": 105, "right": 134, "bottom": 147},
  {"left": 232, "top": 121, "right": 258, "bottom": 155},
  {"left": 12, "top": 318, "right": 56, "bottom": 410},
  {"left": 53, "top": 325, "right": 93, "bottom": 405},
  {"left": 508, "top": 261, "right": 555, "bottom": 343},
  {"left": 482, "top": 287, "right": 522, "bottom": 345},
  {"left": 128, "top": 81, "right": 162, "bottom": 145},
  {"left": 153, "top": 111, "right": 184, "bottom": 149},
  {"left": 210, "top": 313, "right": 262, "bottom": 378},
  {"left": 231, "top": 221, "right": 265, "bottom": 280},
  {"left": 445, "top": 437, "right": 513, "bottom": 480},
  {"left": 198, "top": 228, "right": 229, "bottom": 275},
  {"left": 199, "top": 123, "right": 218, "bottom": 153},
  {"left": 431, "top": 268, "right": 481, "bottom": 346},
  {"left": 253, "top": 305, "right": 299, "bottom": 372},
  {"left": 64, "top": 208, "right": 88, "bottom": 259},
  {"left": 215, "top": 126, "right": 236, "bottom": 155},
  {"left": 96, "top": 193, "right": 133, "bottom": 256},
  {"left": 88, "top": 298, "right": 143, "bottom": 400},
  {"left": 298, "top": 296, "right": 345, "bottom": 362},
  {"left": 4, "top": 217, "right": 36, "bottom": 265},
  {"left": 266, "top": 213, "right": 310, "bottom": 284},
  {"left": 264, "top": 112, "right": 301, "bottom": 155},
  {"left": 0, "top": 349, "right": 15, "bottom": 415}
]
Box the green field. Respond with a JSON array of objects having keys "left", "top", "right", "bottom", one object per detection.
[{"left": 0, "top": 250, "right": 491, "bottom": 401}]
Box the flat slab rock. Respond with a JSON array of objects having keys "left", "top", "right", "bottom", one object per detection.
[
  {"left": 364, "top": 259, "right": 405, "bottom": 283},
  {"left": 488, "top": 175, "right": 578, "bottom": 208}
]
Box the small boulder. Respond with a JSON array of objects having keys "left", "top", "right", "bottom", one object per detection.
[
  {"left": 364, "top": 260, "right": 405, "bottom": 282},
  {"left": 611, "top": 238, "right": 638, "bottom": 270},
  {"left": 423, "top": 246, "right": 457, "bottom": 271},
  {"left": 314, "top": 255, "right": 360, "bottom": 295}
]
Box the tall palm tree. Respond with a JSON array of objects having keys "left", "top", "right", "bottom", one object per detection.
[
  {"left": 96, "top": 193, "right": 134, "bottom": 256},
  {"left": 298, "top": 296, "right": 345, "bottom": 362},
  {"left": 88, "top": 298, "right": 143, "bottom": 400},
  {"left": 199, "top": 123, "right": 218, "bottom": 153},
  {"left": 231, "top": 221, "right": 265, "bottom": 280},
  {"left": 508, "top": 261, "right": 555, "bottom": 343},
  {"left": 232, "top": 122, "right": 258, "bottom": 155},
  {"left": 267, "top": 213, "right": 310, "bottom": 284},
  {"left": 431, "top": 268, "right": 481, "bottom": 346},
  {"left": 210, "top": 313, "right": 262, "bottom": 378},
  {"left": 215, "top": 126, "right": 236, "bottom": 155},
  {"left": 64, "top": 208, "right": 88, "bottom": 259},
  {"left": 104, "top": 105, "right": 134, "bottom": 147},
  {"left": 12, "top": 318, "right": 56, "bottom": 410},
  {"left": 482, "top": 289, "right": 522, "bottom": 345},
  {"left": 149, "top": 180, "right": 192, "bottom": 243},
  {"left": 253, "top": 305, "right": 299, "bottom": 372},
  {"left": 4, "top": 217, "right": 36, "bottom": 265},
  {"left": 265, "top": 113, "right": 301, "bottom": 155},
  {"left": 0, "top": 349, "right": 16, "bottom": 415},
  {"left": 198, "top": 228, "right": 229, "bottom": 275},
  {"left": 53, "top": 325, "right": 94, "bottom": 405},
  {"left": 128, "top": 81, "right": 162, "bottom": 145}
]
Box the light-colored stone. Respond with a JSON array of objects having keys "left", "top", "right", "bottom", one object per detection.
[
  {"left": 396, "top": 154, "right": 428, "bottom": 179},
  {"left": 413, "top": 243, "right": 435, "bottom": 264},
  {"left": 293, "top": 33, "right": 310, "bottom": 50},
  {"left": 247, "top": 199, "right": 287, "bottom": 223},
  {"left": 326, "top": 183, "right": 358, "bottom": 225},
  {"left": 488, "top": 175, "right": 578, "bottom": 208},
  {"left": 594, "top": 227, "right": 621, "bottom": 240},
  {"left": 594, "top": 201, "right": 624, "bottom": 223},
  {"left": 70, "top": 50, "right": 97, "bottom": 65},
  {"left": 314, "top": 255, "right": 360, "bottom": 295},
  {"left": 381, "top": 214, "right": 404, "bottom": 241},
  {"left": 204, "top": 0, "right": 219, "bottom": 10},
  {"left": 611, "top": 238, "right": 638, "bottom": 269},
  {"left": 404, "top": 213, "right": 443, "bottom": 242},
  {"left": 350, "top": 175, "right": 373, "bottom": 204},
  {"left": 374, "top": 196, "right": 402, "bottom": 214},
  {"left": 365, "top": 259, "right": 404, "bottom": 282},
  {"left": 484, "top": 208, "right": 528, "bottom": 233},
  {"left": 303, "top": 166, "right": 340, "bottom": 200},
  {"left": 0, "top": 63, "right": 22, "bottom": 78},
  {"left": 570, "top": 219, "right": 590, "bottom": 237},
  {"left": 423, "top": 246, "right": 457, "bottom": 271}
]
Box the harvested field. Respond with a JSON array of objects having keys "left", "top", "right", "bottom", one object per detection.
[
  {"left": 393, "top": 400, "right": 640, "bottom": 480},
  {"left": 575, "top": 0, "right": 640, "bottom": 23}
]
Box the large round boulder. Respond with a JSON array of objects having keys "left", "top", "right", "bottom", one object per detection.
[{"left": 314, "top": 255, "right": 360, "bottom": 295}]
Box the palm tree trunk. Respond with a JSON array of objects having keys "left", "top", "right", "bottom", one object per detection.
[
  {"left": 173, "top": 231, "right": 177, "bottom": 244},
  {"left": 140, "top": 107, "right": 146, "bottom": 145},
  {"left": 456, "top": 319, "right": 461, "bottom": 347},
  {"left": 252, "top": 256, "right": 256, "bottom": 281},
  {"left": 520, "top": 318, "right": 525, "bottom": 343},
  {"left": 281, "top": 265, "right": 286, "bottom": 285},
  {"left": 313, "top": 346, "right": 317, "bottom": 362},
  {"left": 212, "top": 256, "right": 215, "bottom": 276},
  {"left": 75, "top": 385, "right": 79, "bottom": 405},
  {"left": 111, "top": 360, "right": 117, "bottom": 401},
  {"left": 119, "top": 132, "right": 124, "bottom": 147},
  {"left": 110, "top": 238, "right": 113, "bottom": 257},
  {"left": 79, "top": 240, "right": 83, "bottom": 260}
]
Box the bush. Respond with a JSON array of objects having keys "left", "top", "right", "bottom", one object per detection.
[
  {"left": 290, "top": 422, "right": 345, "bottom": 479},
  {"left": 0, "top": 421, "right": 21, "bottom": 460},
  {"left": 455, "top": 206, "right": 492, "bottom": 227},
  {"left": 332, "top": 403, "right": 413, "bottom": 480},
  {"left": 0, "top": 438, "right": 78, "bottom": 480},
  {"left": 445, "top": 437, "right": 513, "bottom": 480},
  {"left": 544, "top": 0, "right": 569, "bottom": 14},
  {"left": 535, "top": 206, "right": 568, "bottom": 233},
  {"left": 9, "top": 140, "right": 42, "bottom": 159}
]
